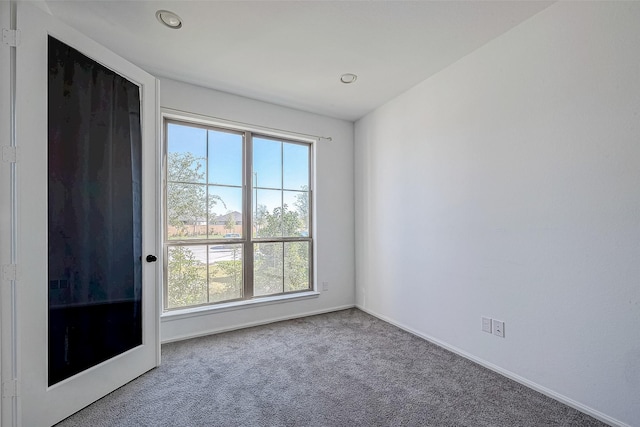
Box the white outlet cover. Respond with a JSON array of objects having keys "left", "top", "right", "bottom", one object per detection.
[
  {"left": 481, "top": 317, "right": 492, "bottom": 333},
  {"left": 492, "top": 319, "right": 505, "bottom": 338}
]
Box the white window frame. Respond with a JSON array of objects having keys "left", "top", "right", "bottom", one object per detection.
[{"left": 161, "top": 109, "right": 316, "bottom": 314}]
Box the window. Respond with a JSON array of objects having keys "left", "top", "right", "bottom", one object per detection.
[{"left": 164, "top": 118, "right": 312, "bottom": 311}]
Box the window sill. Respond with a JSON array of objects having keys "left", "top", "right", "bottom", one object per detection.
[{"left": 160, "top": 291, "right": 320, "bottom": 322}]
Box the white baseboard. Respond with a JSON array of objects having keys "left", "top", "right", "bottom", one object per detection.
[
  {"left": 161, "top": 304, "right": 356, "bottom": 344},
  {"left": 356, "top": 305, "right": 628, "bottom": 427}
]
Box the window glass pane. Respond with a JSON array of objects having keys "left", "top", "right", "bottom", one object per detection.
[
  {"left": 167, "top": 183, "right": 207, "bottom": 240},
  {"left": 284, "top": 242, "right": 310, "bottom": 292},
  {"left": 208, "top": 185, "right": 243, "bottom": 239},
  {"left": 253, "top": 137, "right": 282, "bottom": 189},
  {"left": 254, "top": 242, "right": 284, "bottom": 296},
  {"left": 208, "top": 130, "right": 242, "bottom": 186},
  {"left": 254, "top": 189, "right": 282, "bottom": 238},
  {"left": 167, "top": 245, "right": 208, "bottom": 309},
  {"left": 283, "top": 142, "right": 309, "bottom": 190},
  {"left": 283, "top": 190, "right": 307, "bottom": 237},
  {"left": 167, "top": 123, "right": 206, "bottom": 183},
  {"left": 208, "top": 244, "right": 243, "bottom": 302}
]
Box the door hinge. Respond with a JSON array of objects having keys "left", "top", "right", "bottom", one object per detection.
[
  {"left": 2, "top": 146, "right": 18, "bottom": 163},
  {"left": 2, "top": 264, "right": 17, "bottom": 281},
  {"left": 2, "top": 29, "right": 21, "bottom": 47},
  {"left": 2, "top": 380, "right": 19, "bottom": 399}
]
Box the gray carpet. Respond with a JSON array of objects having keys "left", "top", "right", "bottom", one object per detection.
[{"left": 57, "top": 308, "right": 606, "bottom": 426}]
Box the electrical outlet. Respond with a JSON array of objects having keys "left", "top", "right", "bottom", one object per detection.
[
  {"left": 492, "top": 319, "right": 505, "bottom": 338},
  {"left": 481, "top": 317, "right": 492, "bottom": 333},
  {"left": 322, "top": 281, "right": 329, "bottom": 291}
]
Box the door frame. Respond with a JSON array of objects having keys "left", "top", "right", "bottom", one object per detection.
[
  {"left": 1, "top": 1, "right": 17, "bottom": 426},
  {"left": 2, "top": 2, "right": 162, "bottom": 425}
]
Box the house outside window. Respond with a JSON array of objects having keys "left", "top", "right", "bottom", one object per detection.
[{"left": 164, "top": 118, "right": 313, "bottom": 310}]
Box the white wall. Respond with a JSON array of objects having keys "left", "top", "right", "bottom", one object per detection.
[
  {"left": 160, "top": 78, "right": 355, "bottom": 342},
  {"left": 355, "top": 2, "right": 640, "bottom": 426}
]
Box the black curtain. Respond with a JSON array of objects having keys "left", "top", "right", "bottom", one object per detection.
[{"left": 48, "top": 36, "right": 142, "bottom": 386}]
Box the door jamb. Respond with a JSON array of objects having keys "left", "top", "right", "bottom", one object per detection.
[{"left": 1, "top": 1, "right": 20, "bottom": 426}]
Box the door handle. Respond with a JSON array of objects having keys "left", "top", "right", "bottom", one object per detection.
[{"left": 146, "top": 255, "right": 158, "bottom": 263}]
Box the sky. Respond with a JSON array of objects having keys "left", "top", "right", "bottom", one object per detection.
[{"left": 167, "top": 122, "right": 309, "bottom": 217}]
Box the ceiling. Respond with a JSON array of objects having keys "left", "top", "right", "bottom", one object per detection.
[{"left": 44, "top": 1, "right": 553, "bottom": 121}]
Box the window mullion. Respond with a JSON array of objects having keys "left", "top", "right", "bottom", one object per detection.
[
  {"left": 205, "top": 129, "right": 210, "bottom": 302},
  {"left": 280, "top": 141, "right": 284, "bottom": 238},
  {"left": 281, "top": 242, "right": 285, "bottom": 294},
  {"left": 244, "top": 131, "right": 254, "bottom": 299}
]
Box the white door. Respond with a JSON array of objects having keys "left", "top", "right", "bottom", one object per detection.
[{"left": 14, "top": 3, "right": 160, "bottom": 426}]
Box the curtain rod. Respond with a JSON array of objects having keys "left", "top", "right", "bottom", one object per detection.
[{"left": 161, "top": 107, "right": 333, "bottom": 142}]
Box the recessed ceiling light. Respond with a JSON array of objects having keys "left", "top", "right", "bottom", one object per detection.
[
  {"left": 340, "top": 73, "right": 358, "bottom": 84},
  {"left": 156, "top": 10, "right": 182, "bottom": 29}
]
